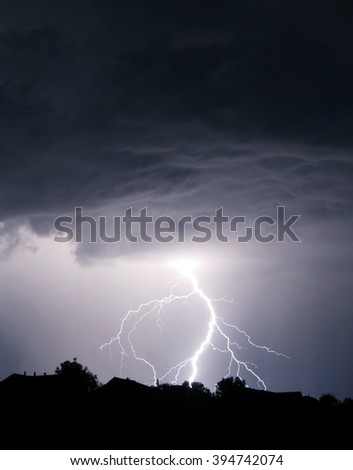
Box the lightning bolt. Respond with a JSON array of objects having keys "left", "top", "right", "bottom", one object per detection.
[{"left": 100, "top": 262, "right": 288, "bottom": 390}]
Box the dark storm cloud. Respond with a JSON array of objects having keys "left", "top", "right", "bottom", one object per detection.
[{"left": 0, "top": 0, "right": 352, "bottom": 233}]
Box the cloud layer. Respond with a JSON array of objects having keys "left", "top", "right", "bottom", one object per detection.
[{"left": 0, "top": 0, "right": 352, "bottom": 230}]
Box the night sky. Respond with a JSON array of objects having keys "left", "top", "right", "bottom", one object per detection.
[{"left": 1, "top": 0, "right": 353, "bottom": 399}]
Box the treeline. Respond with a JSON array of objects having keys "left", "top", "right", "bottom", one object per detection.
[{"left": 1, "top": 359, "right": 352, "bottom": 449}]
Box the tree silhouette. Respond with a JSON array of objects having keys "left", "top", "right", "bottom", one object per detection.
[
  {"left": 215, "top": 376, "right": 246, "bottom": 398},
  {"left": 158, "top": 382, "right": 172, "bottom": 390},
  {"left": 55, "top": 357, "right": 101, "bottom": 393},
  {"left": 342, "top": 397, "right": 353, "bottom": 411},
  {"left": 182, "top": 381, "right": 211, "bottom": 396},
  {"left": 319, "top": 393, "right": 340, "bottom": 407}
]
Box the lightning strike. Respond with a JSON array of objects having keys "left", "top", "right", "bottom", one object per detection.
[{"left": 100, "top": 260, "right": 288, "bottom": 389}]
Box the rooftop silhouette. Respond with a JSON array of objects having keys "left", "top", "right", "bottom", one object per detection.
[{"left": 1, "top": 361, "right": 352, "bottom": 449}]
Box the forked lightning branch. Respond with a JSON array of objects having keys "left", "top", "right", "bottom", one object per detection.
[{"left": 100, "top": 260, "right": 288, "bottom": 389}]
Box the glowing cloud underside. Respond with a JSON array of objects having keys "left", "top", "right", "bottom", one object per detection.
[{"left": 100, "top": 262, "right": 288, "bottom": 389}]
